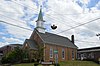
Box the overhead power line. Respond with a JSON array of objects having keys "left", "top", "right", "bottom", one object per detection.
[
  {"left": 1, "top": 20, "right": 99, "bottom": 44},
  {"left": 46, "top": 15, "right": 73, "bottom": 28},
  {"left": 0, "top": 8, "right": 99, "bottom": 16},
  {"left": 48, "top": 7, "right": 100, "bottom": 15},
  {"left": 11, "top": 1, "right": 37, "bottom": 12},
  {"left": 0, "top": 9, "right": 22, "bottom": 15},
  {"left": 0, "top": 14, "right": 99, "bottom": 38},
  {"left": 46, "top": 13, "right": 100, "bottom": 35},
  {"left": 46, "top": 12, "right": 100, "bottom": 15},
  {"left": 0, "top": 1, "right": 100, "bottom": 33},
  {"left": 0, "top": 20, "right": 32, "bottom": 31},
  {"left": 56, "top": 17, "right": 100, "bottom": 34},
  {"left": 5, "top": 1, "right": 100, "bottom": 16},
  {"left": 0, "top": 1, "right": 100, "bottom": 28},
  {"left": 45, "top": 17, "right": 100, "bottom": 38},
  {"left": 0, "top": 8, "right": 99, "bottom": 35},
  {"left": 0, "top": 13, "right": 27, "bottom": 25},
  {"left": 0, "top": 9, "right": 99, "bottom": 34},
  {"left": 0, "top": 2, "right": 100, "bottom": 34}
]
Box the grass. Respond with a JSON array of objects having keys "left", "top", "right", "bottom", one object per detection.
[
  {"left": 11, "top": 61, "right": 99, "bottom": 66},
  {"left": 60, "top": 61, "right": 99, "bottom": 66},
  {"left": 12, "top": 63, "right": 34, "bottom": 66}
]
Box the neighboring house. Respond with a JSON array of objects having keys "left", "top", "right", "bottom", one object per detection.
[
  {"left": 77, "top": 47, "right": 100, "bottom": 62},
  {"left": 23, "top": 7, "right": 78, "bottom": 62},
  {"left": 0, "top": 44, "right": 22, "bottom": 58}
]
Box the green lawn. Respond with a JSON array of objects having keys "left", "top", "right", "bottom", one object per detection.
[
  {"left": 12, "top": 63, "right": 34, "bottom": 66},
  {"left": 12, "top": 61, "right": 99, "bottom": 66},
  {"left": 60, "top": 61, "right": 99, "bottom": 66}
]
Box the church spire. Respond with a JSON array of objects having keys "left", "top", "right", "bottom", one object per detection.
[
  {"left": 36, "top": 6, "right": 45, "bottom": 22},
  {"left": 35, "top": 6, "right": 45, "bottom": 33}
]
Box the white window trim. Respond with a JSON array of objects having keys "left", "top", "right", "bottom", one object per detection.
[
  {"left": 62, "top": 48, "right": 65, "bottom": 59},
  {"left": 50, "top": 48, "right": 53, "bottom": 58},
  {"left": 72, "top": 50, "right": 74, "bottom": 60}
]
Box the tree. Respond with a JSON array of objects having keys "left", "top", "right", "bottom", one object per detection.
[
  {"left": 14, "top": 47, "right": 24, "bottom": 62},
  {"left": 1, "top": 46, "right": 25, "bottom": 64},
  {"left": 22, "top": 48, "right": 30, "bottom": 63},
  {"left": 32, "top": 45, "right": 44, "bottom": 62}
]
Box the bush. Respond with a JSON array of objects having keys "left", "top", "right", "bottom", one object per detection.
[
  {"left": 54, "top": 63, "right": 60, "bottom": 66},
  {"left": 1, "top": 57, "right": 9, "bottom": 64},
  {"left": 1, "top": 47, "right": 25, "bottom": 64}
]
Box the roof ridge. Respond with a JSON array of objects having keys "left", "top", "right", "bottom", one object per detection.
[
  {"left": 37, "top": 30, "right": 70, "bottom": 40},
  {"left": 45, "top": 32, "right": 70, "bottom": 39}
]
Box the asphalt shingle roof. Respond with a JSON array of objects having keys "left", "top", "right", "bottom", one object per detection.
[
  {"left": 78, "top": 46, "right": 100, "bottom": 51},
  {"left": 24, "top": 39, "right": 37, "bottom": 50},
  {"left": 38, "top": 32, "right": 78, "bottom": 48}
]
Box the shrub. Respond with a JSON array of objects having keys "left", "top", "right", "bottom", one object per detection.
[
  {"left": 1, "top": 47, "right": 24, "bottom": 64},
  {"left": 1, "top": 56, "right": 8, "bottom": 64}
]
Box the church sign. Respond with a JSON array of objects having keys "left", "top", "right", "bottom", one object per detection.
[{"left": 54, "top": 50, "right": 58, "bottom": 54}]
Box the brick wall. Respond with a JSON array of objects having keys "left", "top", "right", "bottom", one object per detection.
[
  {"left": 30, "top": 31, "right": 43, "bottom": 46},
  {"left": 44, "top": 44, "right": 77, "bottom": 62},
  {"left": 29, "top": 31, "right": 77, "bottom": 62}
]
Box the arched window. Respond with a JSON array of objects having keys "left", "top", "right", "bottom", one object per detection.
[
  {"left": 72, "top": 50, "right": 74, "bottom": 60},
  {"left": 50, "top": 48, "right": 53, "bottom": 58},
  {"left": 62, "top": 49, "right": 65, "bottom": 59}
]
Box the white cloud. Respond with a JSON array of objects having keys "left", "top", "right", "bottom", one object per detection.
[
  {"left": 6, "top": 25, "right": 32, "bottom": 39},
  {"left": 0, "top": 0, "right": 100, "bottom": 48},
  {"left": 83, "top": 0, "right": 90, "bottom": 4},
  {"left": 0, "top": 0, "right": 34, "bottom": 39},
  {"left": 0, "top": 13, "right": 32, "bottom": 39},
  {"left": 96, "top": 1, "right": 100, "bottom": 8},
  {"left": 46, "top": 0, "right": 100, "bottom": 48},
  {"left": 2, "top": 37, "right": 23, "bottom": 44},
  {"left": 0, "top": 42, "right": 9, "bottom": 48},
  {"left": 0, "top": 0, "right": 33, "bottom": 46}
]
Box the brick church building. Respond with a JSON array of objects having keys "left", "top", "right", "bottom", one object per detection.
[{"left": 23, "top": 7, "right": 78, "bottom": 62}]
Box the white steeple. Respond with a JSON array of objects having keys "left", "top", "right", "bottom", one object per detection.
[{"left": 35, "top": 6, "right": 45, "bottom": 33}]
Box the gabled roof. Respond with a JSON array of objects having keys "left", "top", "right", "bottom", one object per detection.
[
  {"left": 24, "top": 39, "right": 37, "bottom": 50},
  {"left": 38, "top": 32, "right": 78, "bottom": 48}
]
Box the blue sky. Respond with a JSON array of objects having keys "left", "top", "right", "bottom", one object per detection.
[
  {"left": 76, "top": 0, "right": 100, "bottom": 11},
  {"left": 0, "top": 0, "right": 100, "bottom": 48}
]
